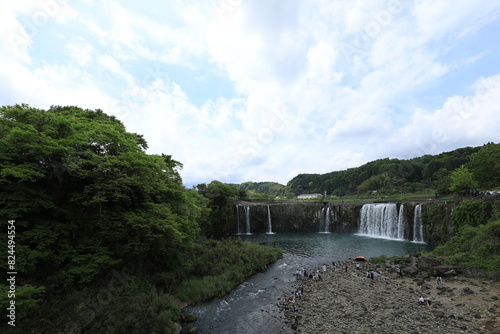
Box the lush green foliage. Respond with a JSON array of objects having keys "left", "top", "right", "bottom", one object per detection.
[
  {"left": 0, "top": 105, "right": 282, "bottom": 332},
  {"left": 285, "top": 146, "right": 484, "bottom": 196},
  {"left": 422, "top": 202, "right": 451, "bottom": 245},
  {"left": 449, "top": 165, "right": 479, "bottom": 195},
  {"left": 1, "top": 105, "right": 204, "bottom": 288},
  {"left": 429, "top": 220, "right": 500, "bottom": 274},
  {"left": 195, "top": 180, "right": 238, "bottom": 237},
  {"left": 174, "top": 239, "right": 282, "bottom": 303},
  {"left": 467, "top": 142, "right": 500, "bottom": 189},
  {"left": 452, "top": 199, "right": 490, "bottom": 230}
]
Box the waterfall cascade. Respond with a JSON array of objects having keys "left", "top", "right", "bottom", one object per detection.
[
  {"left": 266, "top": 205, "right": 275, "bottom": 234},
  {"left": 243, "top": 205, "right": 251, "bottom": 234},
  {"left": 397, "top": 204, "right": 408, "bottom": 240},
  {"left": 318, "top": 206, "right": 331, "bottom": 233},
  {"left": 413, "top": 204, "right": 424, "bottom": 242},
  {"left": 236, "top": 205, "right": 241, "bottom": 235},
  {"left": 359, "top": 203, "right": 406, "bottom": 240}
]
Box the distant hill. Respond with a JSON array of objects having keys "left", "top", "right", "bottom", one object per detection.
[
  {"left": 228, "top": 181, "right": 286, "bottom": 198},
  {"left": 286, "top": 145, "right": 492, "bottom": 197},
  {"left": 228, "top": 143, "right": 500, "bottom": 198}
]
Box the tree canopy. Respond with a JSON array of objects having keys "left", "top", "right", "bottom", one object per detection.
[
  {"left": 0, "top": 104, "right": 203, "bottom": 289},
  {"left": 449, "top": 165, "right": 479, "bottom": 195},
  {"left": 467, "top": 142, "right": 500, "bottom": 189}
]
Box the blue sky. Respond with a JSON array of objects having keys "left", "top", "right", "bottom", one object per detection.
[{"left": 1, "top": 0, "right": 500, "bottom": 187}]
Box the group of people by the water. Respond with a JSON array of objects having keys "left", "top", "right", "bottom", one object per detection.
[
  {"left": 294, "top": 259, "right": 374, "bottom": 281},
  {"left": 289, "top": 258, "right": 381, "bottom": 330},
  {"left": 286, "top": 258, "right": 448, "bottom": 331},
  {"left": 287, "top": 286, "right": 304, "bottom": 330}
]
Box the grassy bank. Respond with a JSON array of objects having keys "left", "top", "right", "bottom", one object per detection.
[
  {"left": 1, "top": 239, "right": 282, "bottom": 334},
  {"left": 174, "top": 239, "right": 283, "bottom": 304}
]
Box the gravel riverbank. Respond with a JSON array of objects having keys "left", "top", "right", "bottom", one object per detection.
[{"left": 280, "top": 264, "right": 500, "bottom": 333}]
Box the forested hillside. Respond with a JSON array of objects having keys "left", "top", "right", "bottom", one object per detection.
[
  {"left": 228, "top": 181, "right": 286, "bottom": 198},
  {"left": 0, "top": 105, "right": 281, "bottom": 333},
  {"left": 285, "top": 144, "right": 499, "bottom": 197}
]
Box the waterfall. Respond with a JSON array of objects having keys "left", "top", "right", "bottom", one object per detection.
[
  {"left": 243, "top": 205, "right": 251, "bottom": 235},
  {"left": 318, "top": 207, "right": 331, "bottom": 233},
  {"left": 236, "top": 205, "right": 241, "bottom": 235},
  {"left": 266, "top": 205, "right": 275, "bottom": 234},
  {"left": 397, "top": 204, "right": 407, "bottom": 240},
  {"left": 359, "top": 203, "right": 403, "bottom": 240},
  {"left": 324, "top": 206, "right": 331, "bottom": 233},
  {"left": 413, "top": 204, "right": 424, "bottom": 242}
]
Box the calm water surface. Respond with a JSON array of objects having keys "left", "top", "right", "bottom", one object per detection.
[{"left": 188, "top": 232, "right": 432, "bottom": 334}]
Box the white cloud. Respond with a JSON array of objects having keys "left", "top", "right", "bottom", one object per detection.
[
  {"left": 1, "top": 0, "right": 500, "bottom": 186},
  {"left": 65, "top": 40, "right": 94, "bottom": 66},
  {"left": 385, "top": 74, "right": 500, "bottom": 158}
]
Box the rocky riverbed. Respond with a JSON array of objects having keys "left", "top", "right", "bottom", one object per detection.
[{"left": 280, "top": 260, "right": 500, "bottom": 333}]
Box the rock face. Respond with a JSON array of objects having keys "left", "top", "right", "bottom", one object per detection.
[
  {"left": 280, "top": 265, "right": 480, "bottom": 334},
  {"left": 236, "top": 202, "right": 363, "bottom": 233}
]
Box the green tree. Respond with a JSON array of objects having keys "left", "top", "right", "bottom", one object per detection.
[
  {"left": 196, "top": 180, "right": 238, "bottom": 238},
  {"left": 449, "top": 165, "right": 479, "bottom": 195},
  {"left": 0, "top": 104, "right": 202, "bottom": 290},
  {"left": 467, "top": 142, "right": 500, "bottom": 189}
]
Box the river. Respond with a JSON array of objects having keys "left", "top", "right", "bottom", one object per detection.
[{"left": 187, "top": 232, "right": 432, "bottom": 334}]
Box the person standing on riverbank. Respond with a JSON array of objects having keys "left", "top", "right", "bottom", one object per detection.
[{"left": 344, "top": 263, "right": 348, "bottom": 273}]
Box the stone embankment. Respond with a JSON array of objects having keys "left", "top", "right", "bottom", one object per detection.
[{"left": 280, "top": 256, "right": 499, "bottom": 333}]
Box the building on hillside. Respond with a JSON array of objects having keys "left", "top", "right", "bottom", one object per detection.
[{"left": 297, "top": 193, "right": 323, "bottom": 200}]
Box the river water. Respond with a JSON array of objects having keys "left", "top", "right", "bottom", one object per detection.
[{"left": 187, "top": 232, "right": 432, "bottom": 334}]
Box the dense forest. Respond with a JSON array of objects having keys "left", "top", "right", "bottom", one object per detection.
[
  {"left": 233, "top": 143, "right": 499, "bottom": 198},
  {"left": 0, "top": 105, "right": 281, "bottom": 333}
]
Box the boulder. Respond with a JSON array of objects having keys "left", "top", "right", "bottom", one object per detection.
[
  {"left": 421, "top": 283, "right": 433, "bottom": 291},
  {"left": 461, "top": 287, "right": 474, "bottom": 295},
  {"left": 430, "top": 265, "right": 464, "bottom": 276},
  {"left": 436, "top": 286, "right": 454, "bottom": 295},
  {"left": 418, "top": 256, "right": 442, "bottom": 269},
  {"left": 402, "top": 265, "right": 419, "bottom": 277}
]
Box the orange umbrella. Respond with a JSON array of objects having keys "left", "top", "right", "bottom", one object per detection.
[{"left": 354, "top": 256, "right": 366, "bottom": 261}]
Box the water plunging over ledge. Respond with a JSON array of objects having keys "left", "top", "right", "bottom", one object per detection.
[
  {"left": 266, "top": 205, "right": 275, "bottom": 234},
  {"left": 318, "top": 206, "right": 331, "bottom": 233},
  {"left": 358, "top": 203, "right": 424, "bottom": 242}
]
